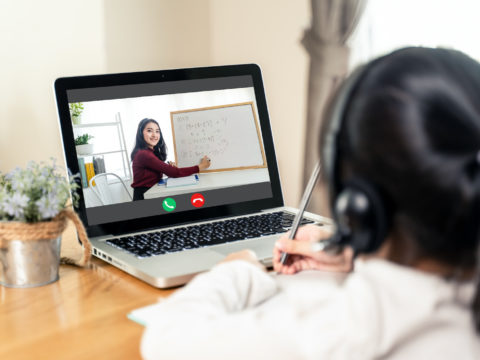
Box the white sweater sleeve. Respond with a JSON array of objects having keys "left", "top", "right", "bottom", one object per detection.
[
  {"left": 140, "top": 260, "right": 376, "bottom": 360},
  {"left": 140, "top": 260, "right": 281, "bottom": 360}
]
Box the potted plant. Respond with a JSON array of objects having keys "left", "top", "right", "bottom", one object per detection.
[
  {"left": 69, "top": 102, "right": 84, "bottom": 125},
  {"left": 75, "top": 133, "right": 94, "bottom": 155},
  {"left": 0, "top": 160, "right": 91, "bottom": 287}
]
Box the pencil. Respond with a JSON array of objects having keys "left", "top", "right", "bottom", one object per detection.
[{"left": 280, "top": 161, "right": 321, "bottom": 264}]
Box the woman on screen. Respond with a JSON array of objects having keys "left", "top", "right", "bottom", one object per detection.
[{"left": 130, "top": 118, "right": 211, "bottom": 201}]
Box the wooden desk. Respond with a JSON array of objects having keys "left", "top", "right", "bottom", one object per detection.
[
  {"left": 143, "top": 168, "right": 270, "bottom": 199},
  {"left": 0, "top": 257, "right": 175, "bottom": 360}
]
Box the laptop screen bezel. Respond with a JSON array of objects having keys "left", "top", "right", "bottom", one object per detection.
[{"left": 55, "top": 64, "right": 284, "bottom": 237}]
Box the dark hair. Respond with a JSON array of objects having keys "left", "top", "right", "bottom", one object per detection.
[
  {"left": 322, "top": 47, "right": 480, "bottom": 332},
  {"left": 130, "top": 118, "right": 167, "bottom": 162}
]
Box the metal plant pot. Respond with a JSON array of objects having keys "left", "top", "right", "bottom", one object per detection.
[
  {"left": 0, "top": 210, "right": 92, "bottom": 289},
  {"left": 0, "top": 236, "right": 61, "bottom": 287}
]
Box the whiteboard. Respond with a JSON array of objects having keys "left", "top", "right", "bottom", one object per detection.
[{"left": 171, "top": 102, "right": 267, "bottom": 172}]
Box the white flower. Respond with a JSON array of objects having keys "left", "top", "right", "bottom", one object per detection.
[
  {"left": 2, "top": 193, "right": 29, "bottom": 220},
  {"left": 0, "top": 159, "right": 78, "bottom": 223},
  {"left": 35, "top": 196, "right": 60, "bottom": 220}
]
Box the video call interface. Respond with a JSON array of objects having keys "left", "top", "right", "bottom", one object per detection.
[{"left": 67, "top": 75, "right": 273, "bottom": 226}]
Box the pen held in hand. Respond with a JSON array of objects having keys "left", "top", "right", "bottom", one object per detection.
[{"left": 280, "top": 162, "right": 322, "bottom": 264}]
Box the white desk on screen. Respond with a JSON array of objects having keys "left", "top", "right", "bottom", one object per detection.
[{"left": 143, "top": 168, "right": 270, "bottom": 199}]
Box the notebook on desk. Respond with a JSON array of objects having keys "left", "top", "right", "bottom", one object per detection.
[
  {"left": 166, "top": 174, "right": 199, "bottom": 188},
  {"left": 54, "top": 64, "right": 331, "bottom": 288}
]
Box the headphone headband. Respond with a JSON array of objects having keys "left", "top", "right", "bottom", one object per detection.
[
  {"left": 322, "top": 62, "right": 391, "bottom": 254},
  {"left": 323, "top": 65, "right": 368, "bottom": 204}
]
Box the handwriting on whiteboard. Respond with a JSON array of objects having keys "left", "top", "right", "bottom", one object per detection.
[{"left": 171, "top": 103, "right": 266, "bottom": 171}]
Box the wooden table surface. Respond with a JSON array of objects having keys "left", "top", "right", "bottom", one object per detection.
[{"left": 0, "top": 257, "right": 176, "bottom": 360}]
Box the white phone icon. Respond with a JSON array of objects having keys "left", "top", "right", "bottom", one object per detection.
[
  {"left": 193, "top": 198, "right": 204, "bottom": 204},
  {"left": 163, "top": 200, "right": 175, "bottom": 209}
]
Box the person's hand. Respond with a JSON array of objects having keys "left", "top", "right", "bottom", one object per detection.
[
  {"left": 198, "top": 155, "right": 211, "bottom": 171},
  {"left": 218, "top": 249, "right": 266, "bottom": 272},
  {"left": 167, "top": 161, "right": 177, "bottom": 168},
  {"left": 273, "top": 224, "right": 354, "bottom": 275}
]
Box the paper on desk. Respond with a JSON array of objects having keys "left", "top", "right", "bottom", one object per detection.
[
  {"left": 127, "top": 300, "right": 166, "bottom": 326},
  {"left": 166, "top": 174, "right": 199, "bottom": 188}
]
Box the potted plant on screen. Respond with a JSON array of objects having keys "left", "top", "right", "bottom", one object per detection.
[
  {"left": 75, "top": 134, "right": 94, "bottom": 155},
  {"left": 69, "top": 102, "right": 84, "bottom": 125},
  {"left": 0, "top": 160, "right": 91, "bottom": 288}
]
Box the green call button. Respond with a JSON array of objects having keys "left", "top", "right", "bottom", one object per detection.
[{"left": 162, "top": 197, "right": 176, "bottom": 212}]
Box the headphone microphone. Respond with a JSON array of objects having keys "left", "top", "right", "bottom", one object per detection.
[{"left": 297, "top": 166, "right": 389, "bottom": 256}]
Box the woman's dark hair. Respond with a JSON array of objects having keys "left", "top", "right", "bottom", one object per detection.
[
  {"left": 130, "top": 118, "right": 167, "bottom": 162},
  {"left": 321, "top": 47, "right": 480, "bottom": 332}
]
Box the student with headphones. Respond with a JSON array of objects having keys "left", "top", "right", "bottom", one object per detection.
[{"left": 141, "top": 47, "right": 480, "bottom": 359}]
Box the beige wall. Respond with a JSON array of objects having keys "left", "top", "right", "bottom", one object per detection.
[
  {"left": 210, "top": 0, "right": 309, "bottom": 206},
  {"left": 0, "top": 0, "right": 310, "bottom": 207},
  {"left": 103, "top": 0, "right": 212, "bottom": 72},
  {"left": 0, "top": 0, "right": 106, "bottom": 170}
]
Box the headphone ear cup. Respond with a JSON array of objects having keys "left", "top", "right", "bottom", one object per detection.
[{"left": 333, "top": 178, "right": 389, "bottom": 254}]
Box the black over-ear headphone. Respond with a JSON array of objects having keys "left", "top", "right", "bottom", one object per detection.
[{"left": 322, "top": 63, "right": 391, "bottom": 254}]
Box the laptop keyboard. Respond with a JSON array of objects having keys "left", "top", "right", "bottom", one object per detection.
[{"left": 105, "top": 211, "right": 316, "bottom": 258}]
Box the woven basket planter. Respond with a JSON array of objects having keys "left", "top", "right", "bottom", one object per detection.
[{"left": 0, "top": 209, "right": 91, "bottom": 288}]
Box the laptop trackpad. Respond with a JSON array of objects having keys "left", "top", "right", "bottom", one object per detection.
[{"left": 211, "top": 236, "right": 277, "bottom": 260}]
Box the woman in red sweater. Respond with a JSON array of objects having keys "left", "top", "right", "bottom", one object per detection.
[{"left": 130, "top": 118, "right": 211, "bottom": 200}]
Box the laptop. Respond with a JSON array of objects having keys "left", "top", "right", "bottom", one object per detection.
[{"left": 54, "top": 64, "right": 330, "bottom": 288}]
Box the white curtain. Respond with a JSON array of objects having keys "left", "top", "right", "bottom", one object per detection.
[{"left": 302, "top": 0, "right": 366, "bottom": 215}]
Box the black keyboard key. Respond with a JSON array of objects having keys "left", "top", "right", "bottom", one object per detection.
[{"left": 300, "top": 219, "right": 314, "bottom": 224}]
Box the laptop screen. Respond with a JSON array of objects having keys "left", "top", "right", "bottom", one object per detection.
[{"left": 55, "top": 64, "right": 283, "bottom": 237}]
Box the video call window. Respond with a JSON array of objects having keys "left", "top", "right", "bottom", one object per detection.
[{"left": 70, "top": 86, "right": 270, "bottom": 210}]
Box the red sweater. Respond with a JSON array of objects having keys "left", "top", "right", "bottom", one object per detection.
[{"left": 131, "top": 149, "right": 199, "bottom": 188}]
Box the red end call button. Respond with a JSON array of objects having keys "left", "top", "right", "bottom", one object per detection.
[{"left": 191, "top": 193, "right": 205, "bottom": 208}]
